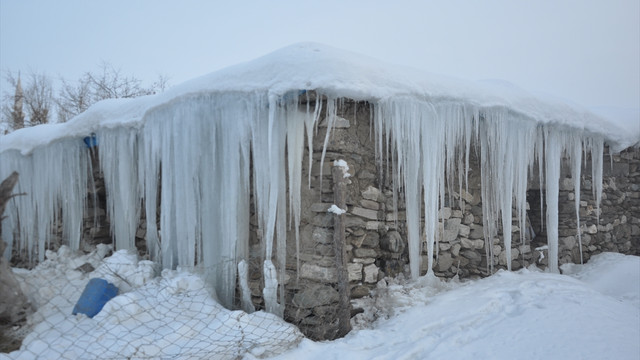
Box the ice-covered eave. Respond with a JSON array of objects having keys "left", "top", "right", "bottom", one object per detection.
[{"left": 1, "top": 42, "right": 635, "bottom": 155}]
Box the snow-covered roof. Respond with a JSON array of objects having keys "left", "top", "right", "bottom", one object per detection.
[{"left": 1, "top": 42, "right": 637, "bottom": 153}]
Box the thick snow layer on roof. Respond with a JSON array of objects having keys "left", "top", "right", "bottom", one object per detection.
[{"left": 0, "top": 42, "right": 637, "bottom": 154}]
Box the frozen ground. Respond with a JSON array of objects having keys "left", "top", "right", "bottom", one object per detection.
[{"left": 3, "top": 248, "right": 638, "bottom": 360}]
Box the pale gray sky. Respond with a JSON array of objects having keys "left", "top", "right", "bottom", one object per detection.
[{"left": 1, "top": 0, "right": 638, "bottom": 110}]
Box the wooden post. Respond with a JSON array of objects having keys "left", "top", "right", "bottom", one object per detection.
[
  {"left": 0, "top": 171, "right": 32, "bottom": 327},
  {"left": 332, "top": 164, "right": 352, "bottom": 337}
]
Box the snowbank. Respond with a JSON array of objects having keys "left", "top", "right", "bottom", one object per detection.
[
  {"left": 267, "top": 253, "right": 640, "bottom": 360},
  {"left": 7, "top": 247, "right": 302, "bottom": 360}
]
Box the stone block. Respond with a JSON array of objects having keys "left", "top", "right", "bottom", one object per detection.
[
  {"left": 469, "top": 224, "right": 484, "bottom": 239},
  {"left": 360, "top": 199, "right": 380, "bottom": 210},
  {"left": 354, "top": 248, "right": 377, "bottom": 258},
  {"left": 445, "top": 218, "right": 462, "bottom": 230},
  {"left": 381, "top": 231, "right": 404, "bottom": 253},
  {"left": 363, "top": 264, "right": 379, "bottom": 283},
  {"left": 561, "top": 236, "right": 576, "bottom": 249},
  {"left": 353, "top": 257, "right": 376, "bottom": 265},
  {"left": 458, "top": 189, "right": 473, "bottom": 203},
  {"left": 362, "top": 232, "right": 380, "bottom": 247},
  {"left": 362, "top": 186, "right": 382, "bottom": 201},
  {"left": 319, "top": 115, "right": 350, "bottom": 128},
  {"left": 459, "top": 224, "right": 471, "bottom": 237},
  {"left": 437, "top": 252, "right": 453, "bottom": 272},
  {"left": 347, "top": 263, "right": 363, "bottom": 282},
  {"left": 351, "top": 207, "right": 379, "bottom": 220},
  {"left": 442, "top": 229, "right": 459, "bottom": 243},
  {"left": 344, "top": 215, "right": 366, "bottom": 229},
  {"left": 451, "top": 243, "right": 461, "bottom": 257},
  {"left": 312, "top": 227, "right": 333, "bottom": 244},
  {"left": 386, "top": 211, "right": 406, "bottom": 222},
  {"left": 292, "top": 284, "right": 339, "bottom": 308},
  {"left": 366, "top": 221, "right": 385, "bottom": 230},
  {"left": 351, "top": 285, "right": 370, "bottom": 298},
  {"left": 300, "top": 264, "right": 337, "bottom": 283},
  {"left": 311, "top": 203, "right": 332, "bottom": 212},
  {"left": 439, "top": 207, "right": 452, "bottom": 220}
]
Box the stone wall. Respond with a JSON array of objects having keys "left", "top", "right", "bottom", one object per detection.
[{"left": 285, "top": 98, "right": 639, "bottom": 338}]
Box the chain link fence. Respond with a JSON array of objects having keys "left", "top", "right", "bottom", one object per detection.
[{"left": 0, "top": 245, "right": 303, "bottom": 359}]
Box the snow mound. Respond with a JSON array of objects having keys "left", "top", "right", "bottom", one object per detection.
[
  {"left": 271, "top": 254, "right": 640, "bottom": 360},
  {"left": 8, "top": 248, "right": 302, "bottom": 360}
]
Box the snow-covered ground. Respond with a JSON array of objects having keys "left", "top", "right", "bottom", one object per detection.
[{"left": 4, "top": 248, "right": 638, "bottom": 360}]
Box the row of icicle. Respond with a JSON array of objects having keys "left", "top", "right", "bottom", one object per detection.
[{"left": 0, "top": 91, "right": 604, "bottom": 316}]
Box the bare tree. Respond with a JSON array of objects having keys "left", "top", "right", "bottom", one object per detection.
[
  {"left": 1, "top": 71, "right": 52, "bottom": 128},
  {"left": 2, "top": 64, "right": 170, "bottom": 130},
  {"left": 56, "top": 63, "right": 170, "bottom": 122},
  {"left": 23, "top": 72, "right": 53, "bottom": 126},
  {"left": 85, "top": 61, "right": 151, "bottom": 101},
  {"left": 56, "top": 76, "right": 92, "bottom": 123},
  {"left": 1, "top": 72, "right": 25, "bottom": 131}
]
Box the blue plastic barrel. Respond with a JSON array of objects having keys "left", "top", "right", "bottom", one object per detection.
[{"left": 72, "top": 278, "right": 119, "bottom": 318}]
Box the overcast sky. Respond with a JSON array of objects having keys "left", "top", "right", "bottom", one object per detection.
[{"left": 1, "top": 0, "right": 638, "bottom": 111}]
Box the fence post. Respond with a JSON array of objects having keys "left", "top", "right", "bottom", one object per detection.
[{"left": 332, "top": 164, "right": 351, "bottom": 337}]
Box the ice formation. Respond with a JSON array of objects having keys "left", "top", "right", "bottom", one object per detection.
[{"left": 0, "top": 43, "right": 631, "bottom": 316}]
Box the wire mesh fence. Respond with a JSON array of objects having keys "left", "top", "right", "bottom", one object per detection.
[{"left": 0, "top": 245, "right": 303, "bottom": 360}]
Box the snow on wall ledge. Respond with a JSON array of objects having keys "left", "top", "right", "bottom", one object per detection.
[{"left": 0, "top": 43, "right": 633, "bottom": 315}]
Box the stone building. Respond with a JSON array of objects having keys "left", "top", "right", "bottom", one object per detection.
[{"left": 1, "top": 43, "right": 638, "bottom": 340}]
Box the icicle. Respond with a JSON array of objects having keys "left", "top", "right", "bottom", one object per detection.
[
  {"left": 589, "top": 137, "right": 604, "bottom": 224},
  {"left": 319, "top": 97, "right": 337, "bottom": 190},
  {"left": 99, "top": 129, "right": 141, "bottom": 252},
  {"left": 544, "top": 128, "right": 563, "bottom": 273},
  {"left": 238, "top": 260, "right": 255, "bottom": 313},
  {"left": 569, "top": 134, "right": 584, "bottom": 264}
]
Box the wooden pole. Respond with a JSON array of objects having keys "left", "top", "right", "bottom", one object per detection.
[{"left": 332, "top": 164, "right": 351, "bottom": 337}]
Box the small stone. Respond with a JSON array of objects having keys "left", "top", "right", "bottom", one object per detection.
[
  {"left": 586, "top": 224, "right": 598, "bottom": 234},
  {"left": 463, "top": 213, "right": 474, "bottom": 225}
]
